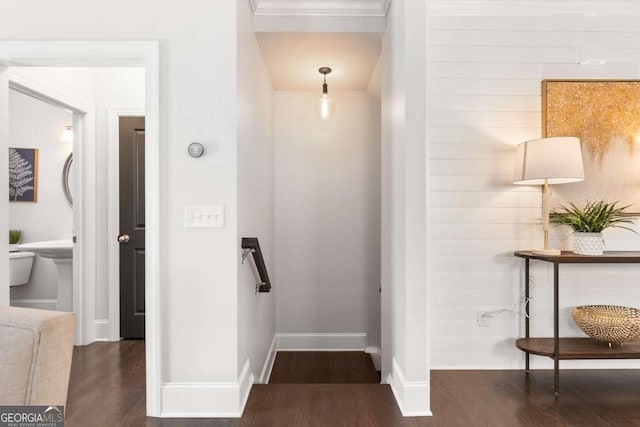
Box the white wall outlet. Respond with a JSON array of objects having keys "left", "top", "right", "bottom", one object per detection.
[
  {"left": 477, "top": 309, "right": 490, "bottom": 327},
  {"left": 185, "top": 205, "right": 224, "bottom": 228}
]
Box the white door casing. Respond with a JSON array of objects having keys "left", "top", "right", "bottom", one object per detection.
[
  {"left": 0, "top": 41, "right": 161, "bottom": 417},
  {"left": 0, "top": 65, "right": 8, "bottom": 306}
]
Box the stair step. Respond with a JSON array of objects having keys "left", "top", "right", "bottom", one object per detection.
[
  {"left": 269, "top": 351, "right": 380, "bottom": 384},
  {"left": 243, "top": 384, "right": 404, "bottom": 426}
]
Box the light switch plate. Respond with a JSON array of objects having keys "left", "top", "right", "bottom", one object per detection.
[{"left": 185, "top": 205, "right": 224, "bottom": 228}]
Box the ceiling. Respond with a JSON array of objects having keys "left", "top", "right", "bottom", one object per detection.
[{"left": 256, "top": 32, "right": 382, "bottom": 91}]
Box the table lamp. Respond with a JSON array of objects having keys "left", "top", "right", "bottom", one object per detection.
[{"left": 513, "top": 137, "right": 585, "bottom": 255}]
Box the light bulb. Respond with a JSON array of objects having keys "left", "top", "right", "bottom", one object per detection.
[
  {"left": 315, "top": 93, "right": 335, "bottom": 120},
  {"left": 60, "top": 125, "right": 74, "bottom": 143}
]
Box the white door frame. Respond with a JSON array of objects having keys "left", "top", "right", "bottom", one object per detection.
[
  {"left": 107, "top": 107, "right": 145, "bottom": 342},
  {"left": 8, "top": 70, "right": 94, "bottom": 344},
  {"left": 0, "top": 65, "right": 8, "bottom": 307},
  {"left": 0, "top": 41, "right": 161, "bottom": 417}
]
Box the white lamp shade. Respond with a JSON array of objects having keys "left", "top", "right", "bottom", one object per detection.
[
  {"left": 513, "top": 136, "right": 585, "bottom": 185},
  {"left": 60, "top": 125, "right": 73, "bottom": 143}
]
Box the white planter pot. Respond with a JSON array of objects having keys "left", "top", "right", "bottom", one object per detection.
[
  {"left": 573, "top": 232, "right": 604, "bottom": 255},
  {"left": 9, "top": 244, "right": 19, "bottom": 252}
]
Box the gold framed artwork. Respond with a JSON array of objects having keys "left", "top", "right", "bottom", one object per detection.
[
  {"left": 8, "top": 147, "right": 38, "bottom": 202},
  {"left": 543, "top": 80, "right": 640, "bottom": 214}
]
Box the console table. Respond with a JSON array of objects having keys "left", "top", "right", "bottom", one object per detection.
[{"left": 514, "top": 251, "right": 640, "bottom": 395}]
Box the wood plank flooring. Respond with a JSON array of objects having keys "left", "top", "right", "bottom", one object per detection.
[
  {"left": 268, "top": 351, "right": 380, "bottom": 383},
  {"left": 65, "top": 341, "right": 640, "bottom": 426},
  {"left": 241, "top": 384, "right": 405, "bottom": 426},
  {"left": 66, "top": 340, "right": 145, "bottom": 427}
]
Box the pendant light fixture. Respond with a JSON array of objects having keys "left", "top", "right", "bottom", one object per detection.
[{"left": 314, "top": 67, "right": 335, "bottom": 120}]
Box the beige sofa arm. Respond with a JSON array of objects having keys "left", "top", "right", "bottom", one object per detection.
[{"left": 0, "top": 306, "right": 75, "bottom": 408}]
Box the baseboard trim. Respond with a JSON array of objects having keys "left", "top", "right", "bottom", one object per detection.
[
  {"left": 94, "top": 319, "right": 111, "bottom": 342},
  {"left": 259, "top": 336, "right": 277, "bottom": 384},
  {"left": 365, "top": 346, "right": 381, "bottom": 372},
  {"left": 238, "top": 359, "right": 255, "bottom": 415},
  {"left": 161, "top": 359, "right": 254, "bottom": 418},
  {"left": 9, "top": 298, "right": 57, "bottom": 311},
  {"left": 160, "top": 383, "right": 242, "bottom": 418},
  {"left": 276, "top": 333, "right": 367, "bottom": 351},
  {"left": 388, "top": 358, "right": 432, "bottom": 417}
]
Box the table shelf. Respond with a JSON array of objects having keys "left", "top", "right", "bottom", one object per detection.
[
  {"left": 514, "top": 251, "right": 640, "bottom": 395},
  {"left": 516, "top": 338, "right": 640, "bottom": 360}
]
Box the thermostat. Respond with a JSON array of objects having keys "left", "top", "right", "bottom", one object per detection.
[{"left": 188, "top": 142, "right": 204, "bottom": 158}]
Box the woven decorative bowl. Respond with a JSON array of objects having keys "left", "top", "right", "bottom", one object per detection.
[{"left": 572, "top": 305, "right": 640, "bottom": 344}]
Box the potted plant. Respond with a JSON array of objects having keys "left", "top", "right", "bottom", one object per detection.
[
  {"left": 9, "top": 229, "right": 22, "bottom": 252},
  {"left": 550, "top": 201, "right": 636, "bottom": 255}
]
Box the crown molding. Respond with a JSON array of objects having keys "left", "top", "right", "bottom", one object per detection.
[
  {"left": 250, "top": 0, "right": 391, "bottom": 17},
  {"left": 428, "top": 1, "right": 640, "bottom": 17}
]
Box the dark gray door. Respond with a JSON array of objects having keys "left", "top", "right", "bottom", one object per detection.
[{"left": 119, "top": 117, "right": 145, "bottom": 339}]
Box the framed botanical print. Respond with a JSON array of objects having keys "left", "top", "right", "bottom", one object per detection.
[
  {"left": 8, "top": 147, "right": 38, "bottom": 202},
  {"left": 543, "top": 80, "right": 640, "bottom": 214}
]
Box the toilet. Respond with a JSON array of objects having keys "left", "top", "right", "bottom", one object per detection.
[{"left": 9, "top": 251, "right": 34, "bottom": 287}]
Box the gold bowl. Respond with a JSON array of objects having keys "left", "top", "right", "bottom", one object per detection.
[{"left": 572, "top": 305, "right": 640, "bottom": 344}]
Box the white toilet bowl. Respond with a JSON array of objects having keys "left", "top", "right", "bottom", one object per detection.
[{"left": 9, "top": 251, "right": 34, "bottom": 287}]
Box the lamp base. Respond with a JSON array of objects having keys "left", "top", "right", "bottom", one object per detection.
[{"left": 532, "top": 248, "right": 561, "bottom": 256}]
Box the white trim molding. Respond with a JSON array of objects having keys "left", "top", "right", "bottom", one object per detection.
[
  {"left": 0, "top": 40, "right": 161, "bottom": 417},
  {"left": 0, "top": 66, "right": 7, "bottom": 306},
  {"left": 239, "top": 359, "right": 255, "bottom": 415},
  {"left": 259, "top": 336, "right": 278, "bottom": 384},
  {"left": 8, "top": 70, "right": 92, "bottom": 113},
  {"left": 161, "top": 359, "right": 254, "bottom": 418},
  {"left": 428, "top": 1, "right": 640, "bottom": 17},
  {"left": 142, "top": 41, "right": 161, "bottom": 418},
  {"left": 388, "top": 358, "right": 432, "bottom": 417},
  {"left": 365, "top": 346, "right": 381, "bottom": 372},
  {"left": 8, "top": 298, "right": 57, "bottom": 311},
  {"left": 7, "top": 68, "right": 96, "bottom": 347},
  {"left": 94, "top": 319, "right": 111, "bottom": 341},
  {"left": 250, "top": 0, "right": 390, "bottom": 16},
  {"left": 160, "top": 384, "right": 245, "bottom": 418},
  {"left": 276, "top": 333, "right": 368, "bottom": 351}
]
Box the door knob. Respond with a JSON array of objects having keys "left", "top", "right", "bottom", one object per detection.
[{"left": 118, "top": 234, "right": 131, "bottom": 243}]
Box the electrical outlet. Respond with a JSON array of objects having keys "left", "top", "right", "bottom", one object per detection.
[{"left": 477, "top": 309, "right": 490, "bottom": 327}]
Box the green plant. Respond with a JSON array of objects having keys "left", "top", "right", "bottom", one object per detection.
[
  {"left": 550, "top": 201, "right": 636, "bottom": 233},
  {"left": 9, "top": 229, "right": 22, "bottom": 245}
]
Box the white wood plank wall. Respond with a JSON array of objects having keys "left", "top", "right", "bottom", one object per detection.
[{"left": 427, "top": 15, "right": 640, "bottom": 369}]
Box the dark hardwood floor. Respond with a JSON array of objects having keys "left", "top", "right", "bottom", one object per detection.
[
  {"left": 269, "top": 351, "right": 380, "bottom": 384},
  {"left": 66, "top": 340, "right": 146, "bottom": 427},
  {"left": 240, "top": 384, "right": 404, "bottom": 426},
  {"left": 66, "top": 341, "right": 640, "bottom": 426}
]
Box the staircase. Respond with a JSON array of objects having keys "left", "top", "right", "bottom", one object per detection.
[{"left": 241, "top": 351, "right": 410, "bottom": 426}]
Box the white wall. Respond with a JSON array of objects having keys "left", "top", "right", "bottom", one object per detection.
[
  {"left": 427, "top": 14, "right": 640, "bottom": 369},
  {"left": 93, "top": 68, "right": 145, "bottom": 324},
  {"left": 9, "top": 89, "right": 73, "bottom": 308},
  {"left": 0, "top": 1, "right": 242, "bottom": 416},
  {"left": 274, "top": 91, "right": 381, "bottom": 349},
  {"left": 381, "top": 0, "right": 430, "bottom": 416},
  {"left": 237, "top": 0, "right": 276, "bottom": 392}
]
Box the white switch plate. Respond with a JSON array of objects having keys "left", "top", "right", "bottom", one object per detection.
[{"left": 185, "top": 205, "right": 224, "bottom": 228}]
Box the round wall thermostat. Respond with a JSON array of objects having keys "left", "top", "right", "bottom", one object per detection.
[{"left": 188, "top": 142, "right": 204, "bottom": 158}]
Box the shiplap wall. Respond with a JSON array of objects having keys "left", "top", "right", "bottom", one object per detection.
[{"left": 428, "top": 15, "right": 640, "bottom": 369}]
